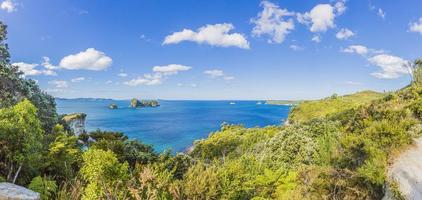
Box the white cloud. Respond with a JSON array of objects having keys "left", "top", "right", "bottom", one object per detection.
[
  {"left": 204, "top": 69, "right": 234, "bottom": 81},
  {"left": 1, "top": 0, "right": 16, "bottom": 13},
  {"left": 71, "top": 77, "right": 85, "bottom": 82},
  {"left": 297, "top": 4, "right": 335, "bottom": 33},
  {"left": 163, "top": 23, "right": 249, "bottom": 49},
  {"left": 48, "top": 80, "right": 68, "bottom": 88},
  {"left": 105, "top": 80, "right": 113, "bottom": 84},
  {"left": 369, "top": 54, "right": 409, "bottom": 79},
  {"left": 298, "top": 0, "right": 346, "bottom": 33},
  {"left": 336, "top": 28, "right": 354, "bottom": 40},
  {"left": 311, "top": 35, "right": 321, "bottom": 43},
  {"left": 152, "top": 64, "right": 192, "bottom": 75},
  {"left": 204, "top": 69, "right": 224, "bottom": 78},
  {"left": 289, "top": 44, "right": 303, "bottom": 51},
  {"left": 377, "top": 8, "right": 386, "bottom": 19},
  {"left": 342, "top": 45, "right": 369, "bottom": 55},
  {"left": 42, "top": 57, "right": 60, "bottom": 70},
  {"left": 251, "top": 1, "right": 295, "bottom": 44},
  {"left": 223, "top": 76, "right": 235, "bottom": 81},
  {"left": 12, "top": 62, "right": 57, "bottom": 76},
  {"left": 410, "top": 18, "right": 422, "bottom": 35},
  {"left": 334, "top": 1, "right": 346, "bottom": 15},
  {"left": 59, "top": 48, "right": 112, "bottom": 70},
  {"left": 124, "top": 74, "right": 162, "bottom": 86},
  {"left": 124, "top": 64, "right": 191, "bottom": 87},
  {"left": 342, "top": 45, "right": 384, "bottom": 56},
  {"left": 118, "top": 72, "right": 128, "bottom": 77}
]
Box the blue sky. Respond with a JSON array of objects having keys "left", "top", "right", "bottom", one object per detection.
[{"left": 1, "top": 0, "right": 421, "bottom": 100}]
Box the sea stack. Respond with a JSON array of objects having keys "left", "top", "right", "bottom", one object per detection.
[
  {"left": 62, "top": 113, "right": 86, "bottom": 136},
  {"left": 130, "top": 98, "right": 140, "bottom": 108},
  {"left": 109, "top": 103, "right": 118, "bottom": 109},
  {"left": 130, "top": 98, "right": 160, "bottom": 108}
]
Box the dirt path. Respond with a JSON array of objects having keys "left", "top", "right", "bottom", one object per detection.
[{"left": 386, "top": 138, "right": 422, "bottom": 199}]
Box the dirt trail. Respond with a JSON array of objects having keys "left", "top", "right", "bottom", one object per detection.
[{"left": 386, "top": 138, "right": 422, "bottom": 199}]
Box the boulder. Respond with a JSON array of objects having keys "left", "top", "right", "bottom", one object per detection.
[{"left": 0, "top": 182, "right": 40, "bottom": 200}]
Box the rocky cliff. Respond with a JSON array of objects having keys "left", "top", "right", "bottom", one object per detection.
[{"left": 62, "top": 113, "right": 86, "bottom": 136}]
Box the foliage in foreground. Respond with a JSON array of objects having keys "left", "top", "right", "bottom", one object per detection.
[{"left": 1, "top": 20, "right": 422, "bottom": 199}]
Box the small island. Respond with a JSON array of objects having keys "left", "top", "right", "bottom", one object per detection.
[
  {"left": 109, "top": 103, "right": 118, "bottom": 109},
  {"left": 130, "top": 98, "right": 160, "bottom": 108}
]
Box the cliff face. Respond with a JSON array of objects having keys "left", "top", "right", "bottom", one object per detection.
[
  {"left": 63, "top": 113, "right": 86, "bottom": 136},
  {"left": 384, "top": 137, "right": 422, "bottom": 200}
]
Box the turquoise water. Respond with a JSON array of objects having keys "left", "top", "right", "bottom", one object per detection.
[{"left": 56, "top": 99, "right": 291, "bottom": 152}]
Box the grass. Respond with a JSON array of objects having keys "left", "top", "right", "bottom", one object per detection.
[{"left": 288, "top": 90, "right": 384, "bottom": 123}]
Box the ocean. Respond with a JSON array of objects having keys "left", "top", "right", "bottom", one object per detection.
[{"left": 56, "top": 99, "right": 291, "bottom": 152}]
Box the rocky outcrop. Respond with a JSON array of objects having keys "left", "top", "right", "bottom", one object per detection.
[
  {"left": 109, "top": 103, "right": 118, "bottom": 109},
  {"left": 384, "top": 138, "right": 422, "bottom": 200},
  {"left": 130, "top": 98, "right": 160, "bottom": 108},
  {"left": 62, "top": 113, "right": 86, "bottom": 136},
  {"left": 0, "top": 182, "right": 40, "bottom": 200}
]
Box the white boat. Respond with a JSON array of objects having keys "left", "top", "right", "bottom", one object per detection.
[
  {"left": 229, "top": 102, "right": 236, "bottom": 105},
  {"left": 257, "top": 101, "right": 262, "bottom": 105}
]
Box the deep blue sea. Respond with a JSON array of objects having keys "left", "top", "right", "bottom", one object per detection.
[{"left": 56, "top": 99, "right": 291, "bottom": 152}]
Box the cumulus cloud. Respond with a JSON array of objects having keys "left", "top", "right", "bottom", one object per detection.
[
  {"left": 124, "top": 64, "right": 192, "bottom": 86},
  {"left": 410, "top": 18, "right": 422, "bottom": 35},
  {"left": 251, "top": 1, "right": 295, "bottom": 43},
  {"left": 12, "top": 62, "right": 57, "bottom": 76},
  {"left": 369, "top": 54, "right": 409, "bottom": 79},
  {"left": 152, "top": 64, "right": 192, "bottom": 75},
  {"left": 71, "top": 77, "right": 85, "bottom": 82},
  {"left": 1, "top": 0, "right": 16, "bottom": 13},
  {"left": 163, "top": 23, "right": 249, "bottom": 49},
  {"left": 342, "top": 45, "right": 369, "bottom": 55},
  {"left": 48, "top": 80, "right": 68, "bottom": 88},
  {"left": 336, "top": 28, "right": 354, "bottom": 40},
  {"left": 42, "top": 57, "right": 60, "bottom": 70},
  {"left": 334, "top": 0, "right": 346, "bottom": 15},
  {"left": 204, "top": 69, "right": 234, "bottom": 81},
  {"left": 297, "top": 0, "right": 346, "bottom": 33},
  {"left": 297, "top": 4, "right": 335, "bottom": 32},
  {"left": 59, "top": 48, "right": 112, "bottom": 70}
]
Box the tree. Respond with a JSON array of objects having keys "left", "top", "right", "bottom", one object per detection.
[
  {"left": 46, "top": 124, "right": 82, "bottom": 182},
  {"left": 0, "top": 99, "right": 44, "bottom": 183},
  {"left": 0, "top": 22, "right": 57, "bottom": 133},
  {"left": 80, "top": 149, "right": 129, "bottom": 200},
  {"left": 123, "top": 140, "right": 157, "bottom": 168}
]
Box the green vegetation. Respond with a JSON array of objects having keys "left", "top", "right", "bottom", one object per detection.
[
  {"left": 1, "top": 21, "right": 422, "bottom": 199},
  {"left": 62, "top": 113, "right": 86, "bottom": 122},
  {"left": 288, "top": 90, "right": 384, "bottom": 123}
]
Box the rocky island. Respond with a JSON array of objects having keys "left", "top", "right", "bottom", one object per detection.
[
  {"left": 109, "top": 103, "right": 118, "bottom": 109},
  {"left": 130, "top": 98, "right": 160, "bottom": 108}
]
